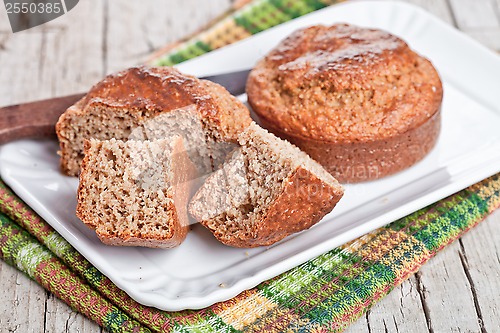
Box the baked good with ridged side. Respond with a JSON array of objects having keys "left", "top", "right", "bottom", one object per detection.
[
  {"left": 246, "top": 23, "right": 443, "bottom": 183},
  {"left": 189, "top": 122, "right": 344, "bottom": 248}
]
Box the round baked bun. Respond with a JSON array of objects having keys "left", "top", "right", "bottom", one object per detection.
[{"left": 246, "top": 23, "right": 443, "bottom": 183}]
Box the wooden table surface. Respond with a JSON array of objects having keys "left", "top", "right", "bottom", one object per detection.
[{"left": 1, "top": 0, "right": 499, "bottom": 332}]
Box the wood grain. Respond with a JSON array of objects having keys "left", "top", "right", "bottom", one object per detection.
[
  {"left": 367, "top": 276, "right": 429, "bottom": 333},
  {"left": 449, "top": 0, "right": 500, "bottom": 51},
  {"left": 0, "top": 265, "right": 48, "bottom": 333},
  {"left": 414, "top": 241, "right": 483, "bottom": 333},
  {"left": 459, "top": 210, "right": 500, "bottom": 332}
]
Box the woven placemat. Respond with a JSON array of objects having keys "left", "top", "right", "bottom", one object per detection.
[{"left": 1, "top": 0, "right": 500, "bottom": 332}]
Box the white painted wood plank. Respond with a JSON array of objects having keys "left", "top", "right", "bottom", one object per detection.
[
  {"left": 44, "top": 293, "right": 102, "bottom": 333},
  {"left": 462, "top": 29, "right": 500, "bottom": 51},
  {"left": 39, "top": 0, "right": 107, "bottom": 95},
  {"left": 366, "top": 276, "right": 429, "bottom": 333},
  {"left": 0, "top": 31, "right": 46, "bottom": 105},
  {"left": 344, "top": 313, "right": 369, "bottom": 333},
  {"left": 448, "top": 0, "right": 500, "bottom": 51},
  {"left": 394, "top": 0, "right": 455, "bottom": 24},
  {"left": 0, "top": 1, "right": 105, "bottom": 104},
  {"left": 449, "top": 0, "right": 500, "bottom": 28},
  {"left": 397, "top": 0, "right": 500, "bottom": 51},
  {"left": 459, "top": 210, "right": 500, "bottom": 332},
  {"left": 106, "top": 0, "right": 232, "bottom": 73},
  {"left": 0, "top": 3, "right": 11, "bottom": 31},
  {"left": 415, "top": 241, "right": 483, "bottom": 332},
  {"left": 158, "top": 0, "right": 233, "bottom": 47},
  {"left": 496, "top": 0, "right": 500, "bottom": 21},
  {"left": 0, "top": 263, "right": 47, "bottom": 333}
]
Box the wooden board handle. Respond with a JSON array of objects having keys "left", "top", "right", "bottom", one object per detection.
[{"left": 0, "top": 93, "right": 85, "bottom": 145}]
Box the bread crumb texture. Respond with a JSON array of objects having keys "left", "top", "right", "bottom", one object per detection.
[
  {"left": 189, "top": 122, "right": 344, "bottom": 248},
  {"left": 76, "top": 137, "right": 190, "bottom": 248}
]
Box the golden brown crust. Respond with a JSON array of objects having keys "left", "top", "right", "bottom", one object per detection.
[
  {"left": 75, "top": 139, "right": 95, "bottom": 227},
  {"left": 56, "top": 66, "right": 251, "bottom": 176},
  {"left": 201, "top": 167, "right": 344, "bottom": 248},
  {"left": 97, "top": 234, "right": 185, "bottom": 248},
  {"left": 247, "top": 24, "right": 443, "bottom": 182},
  {"left": 170, "top": 135, "right": 199, "bottom": 242},
  {"left": 56, "top": 98, "right": 86, "bottom": 175},
  {"left": 79, "top": 66, "right": 250, "bottom": 140},
  {"left": 93, "top": 202, "right": 187, "bottom": 249}
]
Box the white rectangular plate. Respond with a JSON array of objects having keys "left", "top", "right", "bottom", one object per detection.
[{"left": 2, "top": 1, "right": 500, "bottom": 311}]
